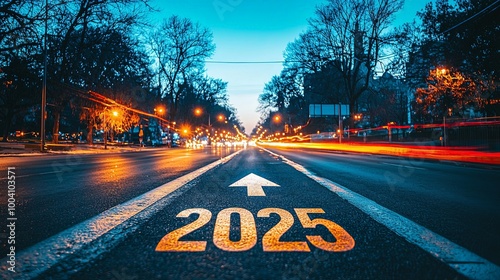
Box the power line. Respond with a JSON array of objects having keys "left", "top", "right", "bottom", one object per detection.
[
  {"left": 206, "top": 60, "right": 285, "bottom": 64},
  {"left": 440, "top": 0, "right": 499, "bottom": 35}
]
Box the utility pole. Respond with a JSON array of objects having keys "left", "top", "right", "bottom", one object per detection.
[
  {"left": 338, "top": 103, "right": 342, "bottom": 144},
  {"left": 40, "top": 0, "right": 48, "bottom": 152}
]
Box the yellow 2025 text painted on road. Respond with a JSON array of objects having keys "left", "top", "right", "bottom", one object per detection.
[{"left": 155, "top": 208, "right": 355, "bottom": 252}]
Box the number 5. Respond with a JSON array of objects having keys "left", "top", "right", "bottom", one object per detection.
[{"left": 294, "top": 208, "right": 355, "bottom": 252}]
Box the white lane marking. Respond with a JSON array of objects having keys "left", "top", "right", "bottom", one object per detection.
[
  {"left": 262, "top": 148, "right": 500, "bottom": 280},
  {"left": 229, "top": 173, "right": 280, "bottom": 196},
  {"left": 381, "top": 162, "right": 426, "bottom": 170},
  {"left": 0, "top": 149, "right": 243, "bottom": 279}
]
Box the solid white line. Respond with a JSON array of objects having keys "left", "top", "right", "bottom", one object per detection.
[
  {"left": 0, "top": 149, "right": 243, "bottom": 279},
  {"left": 263, "top": 148, "right": 500, "bottom": 280}
]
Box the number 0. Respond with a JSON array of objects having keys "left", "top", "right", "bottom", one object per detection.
[{"left": 213, "top": 207, "right": 257, "bottom": 252}]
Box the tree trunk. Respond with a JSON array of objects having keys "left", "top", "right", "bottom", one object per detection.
[
  {"left": 2, "top": 111, "right": 14, "bottom": 142},
  {"left": 52, "top": 109, "right": 60, "bottom": 144},
  {"left": 86, "top": 119, "right": 93, "bottom": 145}
]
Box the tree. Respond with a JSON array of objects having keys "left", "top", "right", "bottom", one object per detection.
[
  {"left": 194, "top": 76, "right": 229, "bottom": 109},
  {"left": 258, "top": 71, "right": 300, "bottom": 118},
  {"left": 98, "top": 107, "right": 140, "bottom": 142},
  {"left": 149, "top": 15, "right": 215, "bottom": 122},
  {"left": 0, "top": 1, "right": 44, "bottom": 140},
  {"left": 414, "top": 68, "right": 480, "bottom": 122},
  {"left": 306, "top": 0, "right": 404, "bottom": 118},
  {"left": 46, "top": 0, "right": 153, "bottom": 143},
  {"left": 258, "top": 68, "right": 303, "bottom": 134},
  {"left": 0, "top": 56, "right": 39, "bottom": 141},
  {"left": 55, "top": 24, "right": 153, "bottom": 144},
  {"left": 0, "top": 0, "right": 42, "bottom": 54},
  {"left": 175, "top": 74, "right": 244, "bottom": 133},
  {"left": 284, "top": 29, "right": 328, "bottom": 74},
  {"left": 364, "top": 72, "right": 409, "bottom": 126},
  {"left": 406, "top": 0, "right": 499, "bottom": 119}
]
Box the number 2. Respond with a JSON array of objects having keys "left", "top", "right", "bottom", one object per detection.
[
  {"left": 258, "top": 208, "right": 310, "bottom": 252},
  {"left": 155, "top": 208, "right": 211, "bottom": 252}
]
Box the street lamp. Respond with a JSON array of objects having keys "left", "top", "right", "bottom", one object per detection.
[
  {"left": 103, "top": 109, "right": 119, "bottom": 149},
  {"left": 194, "top": 107, "right": 211, "bottom": 126},
  {"left": 154, "top": 106, "right": 166, "bottom": 145},
  {"left": 154, "top": 106, "right": 165, "bottom": 123}
]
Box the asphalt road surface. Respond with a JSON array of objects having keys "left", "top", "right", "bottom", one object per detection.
[{"left": 1, "top": 145, "right": 499, "bottom": 279}]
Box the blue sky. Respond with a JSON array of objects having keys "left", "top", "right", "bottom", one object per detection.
[{"left": 151, "top": 0, "right": 429, "bottom": 132}]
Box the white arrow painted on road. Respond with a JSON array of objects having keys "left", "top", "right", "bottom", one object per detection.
[{"left": 229, "top": 173, "right": 280, "bottom": 196}]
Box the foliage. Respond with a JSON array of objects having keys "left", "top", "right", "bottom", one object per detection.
[
  {"left": 0, "top": 0, "right": 242, "bottom": 141},
  {"left": 414, "top": 68, "right": 482, "bottom": 122},
  {"left": 0, "top": 56, "right": 40, "bottom": 140},
  {"left": 408, "top": 0, "right": 499, "bottom": 120},
  {"left": 149, "top": 15, "right": 216, "bottom": 121},
  {"left": 261, "top": 0, "right": 404, "bottom": 132},
  {"left": 0, "top": 0, "right": 43, "bottom": 54}
]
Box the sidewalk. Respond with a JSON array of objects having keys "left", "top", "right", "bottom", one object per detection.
[{"left": 0, "top": 142, "right": 146, "bottom": 156}]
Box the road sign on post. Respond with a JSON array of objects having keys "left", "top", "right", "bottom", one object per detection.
[
  {"left": 309, "top": 104, "right": 349, "bottom": 117},
  {"left": 309, "top": 104, "right": 350, "bottom": 143}
]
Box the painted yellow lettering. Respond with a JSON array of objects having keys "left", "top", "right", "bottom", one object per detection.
[
  {"left": 294, "top": 208, "right": 355, "bottom": 252},
  {"left": 213, "top": 207, "right": 257, "bottom": 252},
  {"left": 155, "top": 208, "right": 211, "bottom": 252},
  {"left": 257, "top": 208, "right": 310, "bottom": 252}
]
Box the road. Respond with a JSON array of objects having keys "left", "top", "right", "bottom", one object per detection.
[
  {"left": 0, "top": 145, "right": 499, "bottom": 279},
  {"left": 0, "top": 147, "right": 239, "bottom": 255}
]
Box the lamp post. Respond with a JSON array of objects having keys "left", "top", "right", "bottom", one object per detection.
[
  {"left": 195, "top": 108, "right": 213, "bottom": 145},
  {"left": 103, "top": 109, "right": 118, "bottom": 149},
  {"left": 273, "top": 114, "right": 282, "bottom": 135},
  {"left": 103, "top": 111, "right": 107, "bottom": 149},
  {"left": 154, "top": 106, "right": 166, "bottom": 145}
]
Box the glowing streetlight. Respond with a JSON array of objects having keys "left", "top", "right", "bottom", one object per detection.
[
  {"left": 154, "top": 106, "right": 167, "bottom": 145},
  {"left": 104, "top": 109, "right": 119, "bottom": 149}
]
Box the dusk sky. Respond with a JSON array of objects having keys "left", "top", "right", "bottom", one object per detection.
[{"left": 151, "top": 0, "right": 429, "bottom": 132}]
